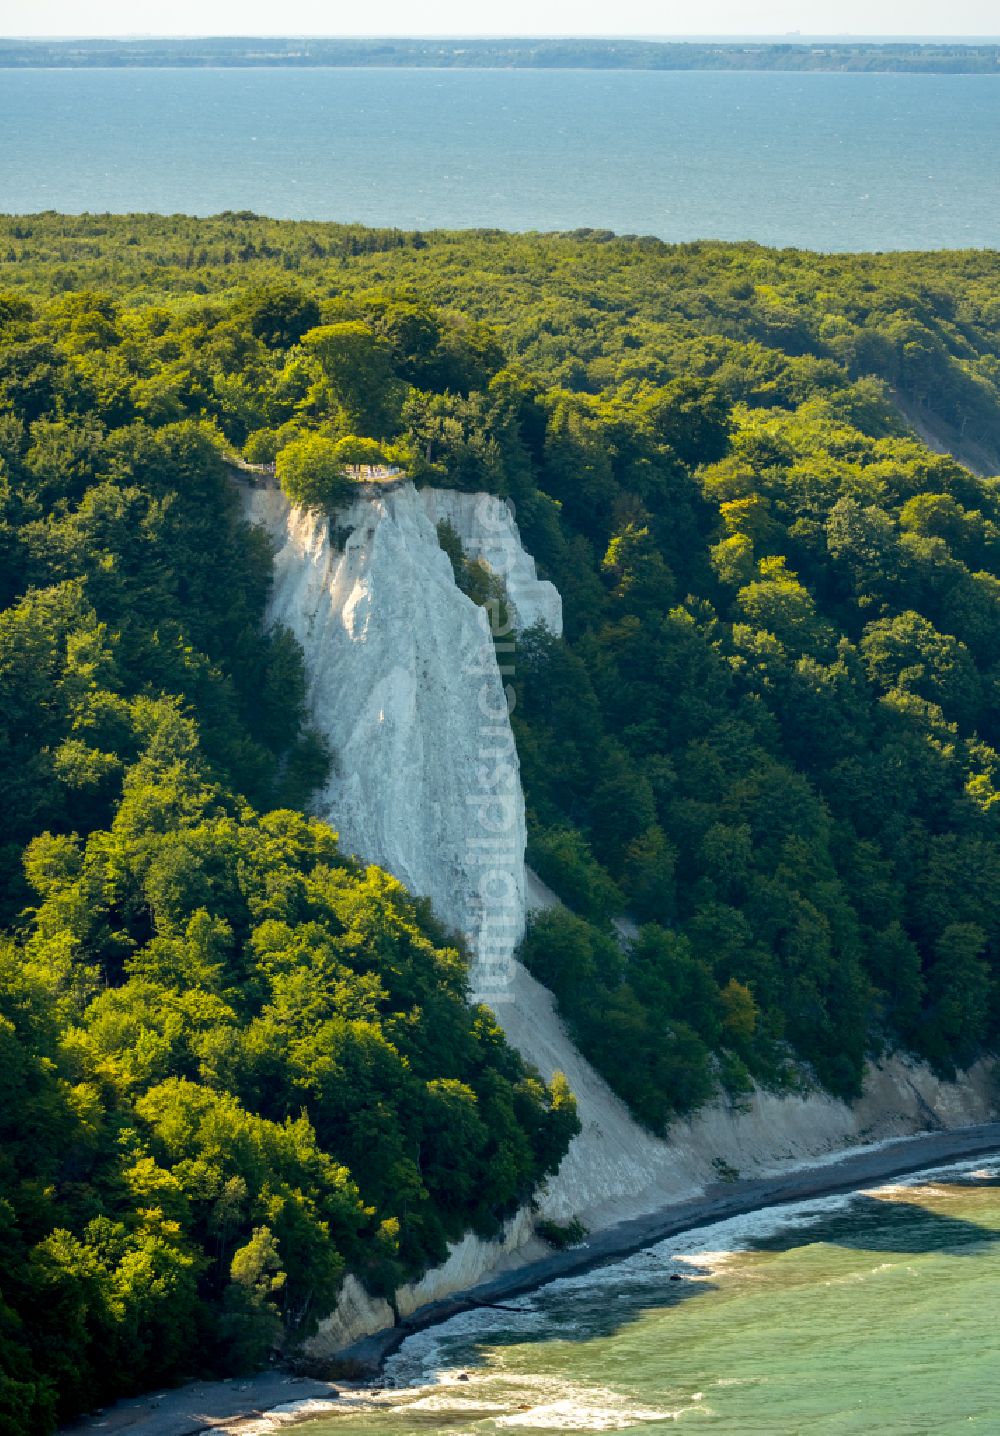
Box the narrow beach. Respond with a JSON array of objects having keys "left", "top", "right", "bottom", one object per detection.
[{"left": 64, "top": 1119, "right": 1000, "bottom": 1436}]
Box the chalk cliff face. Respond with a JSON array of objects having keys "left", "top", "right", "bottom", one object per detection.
[
  {"left": 419, "top": 489, "right": 563, "bottom": 634},
  {"left": 243, "top": 480, "right": 682, "bottom": 1221},
  {"left": 243, "top": 482, "right": 530, "bottom": 996},
  {"left": 244, "top": 481, "right": 996, "bottom": 1355}
]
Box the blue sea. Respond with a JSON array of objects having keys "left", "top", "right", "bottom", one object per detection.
[{"left": 1, "top": 66, "right": 998, "bottom": 250}]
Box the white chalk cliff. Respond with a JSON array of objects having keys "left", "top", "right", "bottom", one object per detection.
[
  {"left": 244, "top": 482, "right": 534, "bottom": 989},
  {"left": 242, "top": 480, "right": 995, "bottom": 1352},
  {"left": 419, "top": 488, "right": 563, "bottom": 635},
  {"left": 243, "top": 481, "right": 680, "bottom": 1215}
]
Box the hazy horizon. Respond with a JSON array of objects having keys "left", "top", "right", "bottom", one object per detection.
[
  {"left": 4, "top": 0, "right": 999, "bottom": 41},
  {"left": 5, "top": 32, "right": 1000, "bottom": 42}
]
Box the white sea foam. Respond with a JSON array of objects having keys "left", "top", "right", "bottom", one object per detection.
[
  {"left": 493, "top": 1395, "right": 685, "bottom": 1428},
  {"left": 388, "top": 1371, "right": 690, "bottom": 1430},
  {"left": 384, "top": 1190, "right": 864, "bottom": 1388},
  {"left": 860, "top": 1156, "right": 1000, "bottom": 1201},
  {"left": 222, "top": 1397, "right": 343, "bottom": 1433},
  {"left": 387, "top": 1154, "right": 1000, "bottom": 1392}
]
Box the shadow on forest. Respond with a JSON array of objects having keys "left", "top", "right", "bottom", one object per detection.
[{"left": 412, "top": 1170, "right": 1000, "bottom": 1375}]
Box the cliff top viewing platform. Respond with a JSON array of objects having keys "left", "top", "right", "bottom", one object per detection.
[
  {"left": 227, "top": 456, "right": 410, "bottom": 494},
  {"left": 345, "top": 463, "right": 409, "bottom": 489}
]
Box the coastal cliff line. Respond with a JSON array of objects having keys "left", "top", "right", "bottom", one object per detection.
[{"left": 243, "top": 481, "right": 996, "bottom": 1357}]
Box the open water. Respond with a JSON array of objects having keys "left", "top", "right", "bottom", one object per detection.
[
  {"left": 299, "top": 1158, "right": 1000, "bottom": 1433},
  {"left": 1, "top": 67, "right": 999, "bottom": 249}
]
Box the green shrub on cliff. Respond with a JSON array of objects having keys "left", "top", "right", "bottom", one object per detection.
[{"left": 276, "top": 431, "right": 353, "bottom": 511}]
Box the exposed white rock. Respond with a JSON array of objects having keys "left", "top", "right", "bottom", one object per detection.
[
  {"left": 393, "top": 1207, "right": 545, "bottom": 1320},
  {"left": 306, "top": 1209, "right": 546, "bottom": 1360},
  {"left": 245, "top": 480, "right": 996, "bottom": 1359},
  {"left": 305, "top": 1039, "right": 996, "bottom": 1357},
  {"left": 243, "top": 481, "right": 677, "bottom": 1224},
  {"left": 309, "top": 1274, "right": 394, "bottom": 1353},
  {"left": 419, "top": 488, "right": 563, "bottom": 635},
  {"left": 243, "top": 482, "right": 527, "bottom": 995}
]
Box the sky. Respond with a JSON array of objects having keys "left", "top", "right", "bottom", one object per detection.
[{"left": 1, "top": 1, "right": 998, "bottom": 39}]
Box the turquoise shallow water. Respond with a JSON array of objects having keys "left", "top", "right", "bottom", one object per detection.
[
  {"left": 300, "top": 1158, "right": 1000, "bottom": 1434},
  {"left": 1, "top": 68, "right": 999, "bottom": 250}
]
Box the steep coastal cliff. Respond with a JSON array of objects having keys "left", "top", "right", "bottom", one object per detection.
[
  {"left": 243, "top": 482, "right": 996, "bottom": 1354},
  {"left": 243, "top": 481, "right": 524, "bottom": 973}
]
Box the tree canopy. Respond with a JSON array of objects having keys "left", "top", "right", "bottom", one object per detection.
[
  {"left": 275, "top": 432, "right": 352, "bottom": 511},
  {"left": 3, "top": 213, "right": 1000, "bottom": 1420},
  {"left": 0, "top": 240, "right": 585, "bottom": 1430}
]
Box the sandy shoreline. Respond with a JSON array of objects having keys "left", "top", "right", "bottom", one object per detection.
[{"left": 62, "top": 1119, "right": 1000, "bottom": 1436}]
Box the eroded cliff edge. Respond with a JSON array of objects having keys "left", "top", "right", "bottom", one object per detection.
[{"left": 242, "top": 481, "right": 995, "bottom": 1353}]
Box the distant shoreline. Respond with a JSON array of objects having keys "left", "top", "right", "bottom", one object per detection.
[{"left": 5, "top": 37, "right": 1000, "bottom": 74}]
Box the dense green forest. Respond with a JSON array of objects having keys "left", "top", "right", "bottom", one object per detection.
[
  {"left": 0, "top": 231, "right": 579, "bottom": 1430},
  {"left": 3, "top": 213, "right": 1000, "bottom": 1423},
  {"left": 4, "top": 37, "right": 1000, "bottom": 73}
]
